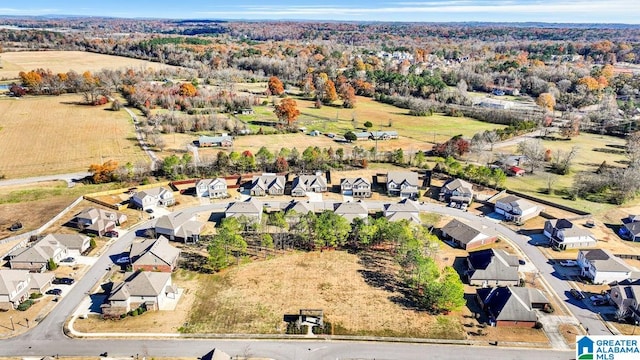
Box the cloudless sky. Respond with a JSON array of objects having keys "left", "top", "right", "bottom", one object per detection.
[{"left": 2, "top": 0, "right": 639, "bottom": 24}]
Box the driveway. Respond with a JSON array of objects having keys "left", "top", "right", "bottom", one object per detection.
[{"left": 306, "top": 192, "right": 323, "bottom": 202}]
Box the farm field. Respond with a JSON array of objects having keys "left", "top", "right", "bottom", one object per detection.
[
  {"left": 0, "top": 51, "right": 176, "bottom": 80},
  {"left": 0, "top": 94, "right": 149, "bottom": 179},
  {"left": 498, "top": 132, "right": 629, "bottom": 214}
]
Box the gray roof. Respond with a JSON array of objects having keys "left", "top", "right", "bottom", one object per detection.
[
  {"left": 251, "top": 174, "right": 286, "bottom": 192},
  {"left": 196, "top": 178, "right": 226, "bottom": 188},
  {"left": 44, "top": 234, "right": 89, "bottom": 251},
  {"left": 341, "top": 177, "right": 371, "bottom": 187},
  {"left": 581, "top": 249, "right": 634, "bottom": 273},
  {"left": 624, "top": 221, "right": 640, "bottom": 237},
  {"left": 10, "top": 236, "right": 66, "bottom": 264},
  {"left": 546, "top": 219, "right": 595, "bottom": 239},
  {"left": 468, "top": 249, "right": 519, "bottom": 282},
  {"left": 108, "top": 271, "right": 171, "bottom": 301},
  {"left": 199, "top": 135, "right": 233, "bottom": 144},
  {"left": 387, "top": 171, "right": 420, "bottom": 187},
  {"left": 226, "top": 199, "right": 262, "bottom": 214},
  {"left": 384, "top": 199, "right": 420, "bottom": 223},
  {"left": 292, "top": 174, "right": 327, "bottom": 192},
  {"left": 442, "top": 219, "right": 494, "bottom": 245},
  {"left": 334, "top": 202, "right": 368, "bottom": 222},
  {"left": 30, "top": 273, "right": 54, "bottom": 291},
  {"left": 130, "top": 236, "right": 180, "bottom": 268},
  {"left": 442, "top": 178, "right": 473, "bottom": 194},
  {"left": 155, "top": 212, "right": 200, "bottom": 231},
  {"left": 479, "top": 286, "right": 548, "bottom": 322},
  {"left": 286, "top": 200, "right": 315, "bottom": 214},
  {"left": 134, "top": 187, "right": 173, "bottom": 200}
]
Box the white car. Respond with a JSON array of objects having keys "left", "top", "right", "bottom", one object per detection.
[{"left": 559, "top": 260, "right": 578, "bottom": 267}]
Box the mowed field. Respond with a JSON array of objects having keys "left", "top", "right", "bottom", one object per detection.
[
  {"left": 0, "top": 51, "right": 175, "bottom": 80},
  {"left": 0, "top": 94, "right": 149, "bottom": 178}
]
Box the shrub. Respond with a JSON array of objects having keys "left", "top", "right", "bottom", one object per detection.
[
  {"left": 29, "top": 292, "right": 43, "bottom": 299},
  {"left": 47, "top": 258, "right": 57, "bottom": 270},
  {"left": 17, "top": 299, "right": 34, "bottom": 311},
  {"left": 89, "top": 238, "right": 97, "bottom": 249}
]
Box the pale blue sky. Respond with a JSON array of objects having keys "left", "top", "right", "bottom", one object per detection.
[{"left": 1, "top": 1, "right": 638, "bottom": 24}]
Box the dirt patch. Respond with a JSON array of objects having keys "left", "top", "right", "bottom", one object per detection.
[
  {"left": 558, "top": 323, "right": 580, "bottom": 349},
  {"left": 0, "top": 296, "right": 54, "bottom": 339}
]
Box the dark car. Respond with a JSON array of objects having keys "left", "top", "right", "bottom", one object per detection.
[
  {"left": 145, "top": 208, "right": 154, "bottom": 214},
  {"left": 105, "top": 230, "right": 119, "bottom": 238},
  {"left": 570, "top": 288, "right": 585, "bottom": 300},
  {"left": 52, "top": 277, "right": 74, "bottom": 285},
  {"left": 60, "top": 257, "right": 75, "bottom": 263},
  {"left": 46, "top": 288, "right": 62, "bottom": 296},
  {"left": 592, "top": 299, "right": 609, "bottom": 306}
]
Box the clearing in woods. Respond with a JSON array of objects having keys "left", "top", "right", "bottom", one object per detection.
[
  {"left": 0, "top": 50, "right": 177, "bottom": 80},
  {"left": 0, "top": 94, "right": 149, "bottom": 179}
]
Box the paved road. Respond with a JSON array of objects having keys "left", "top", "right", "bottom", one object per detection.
[
  {"left": 0, "top": 172, "right": 91, "bottom": 187},
  {"left": 0, "top": 200, "right": 582, "bottom": 359}
]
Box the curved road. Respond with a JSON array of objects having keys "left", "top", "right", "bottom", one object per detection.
[{"left": 0, "top": 202, "right": 581, "bottom": 359}]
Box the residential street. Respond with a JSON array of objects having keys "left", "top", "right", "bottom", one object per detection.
[{"left": 0, "top": 199, "right": 588, "bottom": 359}]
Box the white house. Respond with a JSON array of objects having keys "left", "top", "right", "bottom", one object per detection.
[
  {"left": 333, "top": 202, "right": 368, "bottom": 223},
  {"left": 44, "top": 234, "right": 91, "bottom": 256},
  {"left": 9, "top": 236, "right": 68, "bottom": 272},
  {"left": 154, "top": 212, "right": 204, "bottom": 243},
  {"left": 195, "top": 178, "right": 228, "bottom": 199},
  {"left": 0, "top": 270, "right": 31, "bottom": 310},
  {"left": 543, "top": 219, "right": 596, "bottom": 250},
  {"left": 578, "top": 249, "right": 635, "bottom": 284},
  {"left": 102, "top": 271, "right": 175, "bottom": 317},
  {"left": 383, "top": 199, "right": 421, "bottom": 224},
  {"left": 387, "top": 171, "right": 420, "bottom": 199},
  {"left": 340, "top": 178, "right": 371, "bottom": 198},
  {"left": 494, "top": 195, "right": 542, "bottom": 223},
  {"left": 130, "top": 187, "right": 175, "bottom": 210}
]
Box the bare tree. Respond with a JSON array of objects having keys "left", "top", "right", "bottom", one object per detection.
[
  {"left": 627, "top": 131, "right": 640, "bottom": 169},
  {"left": 517, "top": 138, "right": 545, "bottom": 174},
  {"left": 552, "top": 146, "right": 579, "bottom": 175}
]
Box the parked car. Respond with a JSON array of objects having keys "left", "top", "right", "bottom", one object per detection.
[
  {"left": 60, "top": 257, "right": 75, "bottom": 263},
  {"left": 145, "top": 208, "right": 154, "bottom": 214},
  {"left": 115, "top": 256, "right": 130, "bottom": 264},
  {"left": 105, "top": 231, "right": 119, "bottom": 238},
  {"left": 570, "top": 289, "right": 585, "bottom": 300},
  {"left": 518, "top": 259, "right": 526, "bottom": 265},
  {"left": 52, "top": 277, "right": 74, "bottom": 285},
  {"left": 560, "top": 260, "right": 578, "bottom": 267},
  {"left": 46, "top": 288, "right": 62, "bottom": 296},
  {"left": 9, "top": 221, "right": 23, "bottom": 232}
]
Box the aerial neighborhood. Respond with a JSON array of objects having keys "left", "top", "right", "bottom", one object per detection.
[{"left": 1, "top": 8, "right": 640, "bottom": 360}]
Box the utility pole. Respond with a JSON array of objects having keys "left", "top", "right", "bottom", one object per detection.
[{"left": 9, "top": 316, "right": 14, "bottom": 331}]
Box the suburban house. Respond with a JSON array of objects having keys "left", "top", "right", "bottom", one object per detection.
[
  {"left": 225, "top": 199, "right": 263, "bottom": 224},
  {"left": 383, "top": 199, "right": 421, "bottom": 224},
  {"left": 543, "top": 219, "right": 597, "bottom": 250},
  {"left": 41, "top": 234, "right": 91, "bottom": 256},
  {"left": 610, "top": 279, "right": 640, "bottom": 322},
  {"left": 619, "top": 215, "right": 640, "bottom": 242},
  {"left": 130, "top": 187, "right": 175, "bottom": 210},
  {"left": 198, "top": 134, "right": 233, "bottom": 147},
  {"left": 285, "top": 200, "right": 316, "bottom": 216},
  {"left": 354, "top": 131, "right": 371, "bottom": 141},
  {"left": 9, "top": 236, "right": 69, "bottom": 272},
  {"left": 75, "top": 207, "right": 127, "bottom": 236},
  {"left": 102, "top": 271, "right": 176, "bottom": 317},
  {"left": 476, "top": 286, "right": 550, "bottom": 327},
  {"left": 386, "top": 171, "right": 420, "bottom": 199},
  {"left": 467, "top": 249, "right": 520, "bottom": 287},
  {"left": 439, "top": 178, "right": 474, "bottom": 206},
  {"left": 441, "top": 219, "right": 498, "bottom": 250},
  {"left": 0, "top": 270, "right": 50, "bottom": 310},
  {"left": 249, "top": 174, "right": 286, "bottom": 196},
  {"left": 291, "top": 173, "right": 328, "bottom": 196},
  {"left": 154, "top": 212, "right": 204, "bottom": 243},
  {"left": 494, "top": 195, "right": 543, "bottom": 223},
  {"left": 340, "top": 177, "right": 372, "bottom": 198},
  {"left": 130, "top": 236, "right": 180, "bottom": 272},
  {"left": 195, "top": 178, "right": 228, "bottom": 199},
  {"left": 578, "top": 249, "right": 636, "bottom": 284},
  {"left": 333, "top": 202, "right": 369, "bottom": 223}
]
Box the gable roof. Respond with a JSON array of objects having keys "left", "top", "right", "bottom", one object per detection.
[
  {"left": 44, "top": 234, "right": 89, "bottom": 250},
  {"left": 442, "top": 219, "right": 494, "bottom": 245},
  {"left": 199, "top": 135, "right": 233, "bottom": 144},
  {"left": 292, "top": 174, "right": 327, "bottom": 192},
  {"left": 546, "top": 219, "right": 595, "bottom": 239},
  {"left": 226, "top": 199, "right": 262, "bottom": 214},
  {"left": 341, "top": 177, "right": 371, "bottom": 187},
  {"left": 443, "top": 178, "right": 473, "bottom": 193},
  {"left": 624, "top": 221, "right": 640, "bottom": 237},
  {"left": 334, "top": 202, "right": 368, "bottom": 215},
  {"left": 130, "top": 236, "right": 180, "bottom": 268},
  {"left": 478, "top": 286, "right": 548, "bottom": 322},
  {"left": 10, "top": 236, "right": 66, "bottom": 264},
  {"left": 196, "top": 178, "right": 226, "bottom": 188},
  {"left": 0, "top": 270, "right": 29, "bottom": 296},
  {"left": 468, "top": 249, "right": 519, "bottom": 281},
  {"left": 251, "top": 174, "right": 285, "bottom": 191},
  {"left": 155, "top": 212, "right": 196, "bottom": 231},
  {"left": 387, "top": 171, "right": 420, "bottom": 187},
  {"left": 108, "top": 271, "right": 171, "bottom": 301},
  {"left": 495, "top": 195, "right": 537, "bottom": 212},
  {"left": 134, "top": 187, "right": 173, "bottom": 200},
  {"left": 581, "top": 249, "right": 634, "bottom": 273}
]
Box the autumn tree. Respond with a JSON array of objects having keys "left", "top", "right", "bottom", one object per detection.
[
  {"left": 274, "top": 156, "right": 289, "bottom": 173},
  {"left": 88, "top": 160, "right": 119, "bottom": 183},
  {"left": 323, "top": 79, "right": 338, "bottom": 104},
  {"left": 274, "top": 98, "right": 301, "bottom": 127},
  {"left": 267, "top": 76, "right": 285, "bottom": 96},
  {"left": 339, "top": 83, "right": 357, "bottom": 108},
  {"left": 179, "top": 82, "right": 197, "bottom": 97},
  {"left": 536, "top": 92, "right": 556, "bottom": 112}
]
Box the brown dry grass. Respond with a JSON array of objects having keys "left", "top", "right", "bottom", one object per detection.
[
  {"left": 0, "top": 296, "right": 55, "bottom": 339},
  {"left": 72, "top": 270, "right": 200, "bottom": 333},
  {"left": 0, "top": 94, "right": 148, "bottom": 179},
  {"left": 558, "top": 324, "right": 579, "bottom": 349},
  {"left": 0, "top": 51, "right": 176, "bottom": 80},
  {"left": 185, "top": 250, "right": 465, "bottom": 339}
]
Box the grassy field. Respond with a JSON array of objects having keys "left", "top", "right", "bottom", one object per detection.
[
  {"left": 0, "top": 94, "right": 149, "bottom": 179},
  {"left": 497, "top": 132, "right": 629, "bottom": 214},
  {"left": 0, "top": 51, "right": 175, "bottom": 80}
]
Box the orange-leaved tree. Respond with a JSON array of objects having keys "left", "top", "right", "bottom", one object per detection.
[
  {"left": 536, "top": 93, "right": 556, "bottom": 112},
  {"left": 179, "top": 83, "right": 198, "bottom": 97},
  {"left": 88, "top": 160, "right": 119, "bottom": 183},
  {"left": 268, "top": 76, "right": 285, "bottom": 96},
  {"left": 274, "top": 98, "right": 301, "bottom": 126}
]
